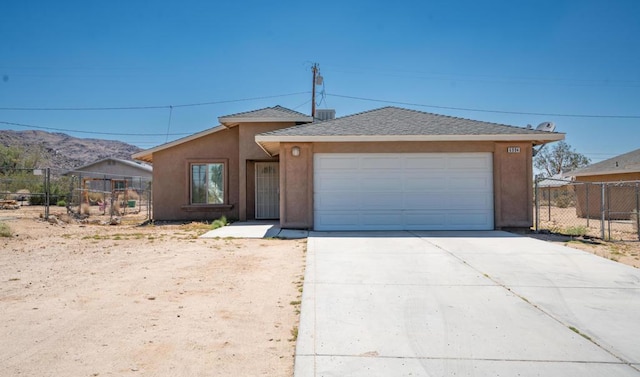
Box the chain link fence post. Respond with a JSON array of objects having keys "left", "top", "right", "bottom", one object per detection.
[
  {"left": 534, "top": 178, "right": 540, "bottom": 232},
  {"left": 631, "top": 182, "right": 640, "bottom": 241},
  {"left": 600, "top": 183, "right": 606, "bottom": 240},
  {"left": 44, "top": 168, "right": 50, "bottom": 220}
]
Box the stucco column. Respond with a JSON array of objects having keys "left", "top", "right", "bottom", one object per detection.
[
  {"left": 279, "top": 143, "right": 313, "bottom": 229},
  {"left": 494, "top": 142, "right": 533, "bottom": 228}
]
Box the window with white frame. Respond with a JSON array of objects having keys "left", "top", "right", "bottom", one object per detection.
[{"left": 191, "top": 163, "right": 225, "bottom": 204}]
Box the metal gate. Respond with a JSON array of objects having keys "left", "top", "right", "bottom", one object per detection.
[{"left": 255, "top": 162, "right": 279, "bottom": 219}]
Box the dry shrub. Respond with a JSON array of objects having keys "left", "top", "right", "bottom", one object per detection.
[
  {"left": 0, "top": 222, "right": 11, "bottom": 237},
  {"left": 126, "top": 189, "right": 140, "bottom": 201},
  {"left": 87, "top": 192, "right": 104, "bottom": 204},
  {"left": 110, "top": 200, "right": 121, "bottom": 216}
]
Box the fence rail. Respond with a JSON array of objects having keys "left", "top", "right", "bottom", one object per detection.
[
  {"left": 535, "top": 178, "right": 640, "bottom": 241},
  {"left": 0, "top": 167, "right": 152, "bottom": 222}
]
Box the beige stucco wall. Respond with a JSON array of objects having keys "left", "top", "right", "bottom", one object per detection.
[
  {"left": 279, "top": 143, "right": 314, "bottom": 228},
  {"left": 493, "top": 142, "right": 533, "bottom": 228},
  {"left": 237, "top": 122, "right": 294, "bottom": 221},
  {"left": 279, "top": 141, "right": 535, "bottom": 230},
  {"left": 574, "top": 172, "right": 640, "bottom": 220},
  {"left": 152, "top": 127, "right": 240, "bottom": 221},
  {"left": 151, "top": 122, "right": 295, "bottom": 221}
]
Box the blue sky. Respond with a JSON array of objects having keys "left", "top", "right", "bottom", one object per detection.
[{"left": 1, "top": 0, "right": 639, "bottom": 163}]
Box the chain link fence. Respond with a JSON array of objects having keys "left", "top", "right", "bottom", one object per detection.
[
  {"left": 0, "top": 167, "right": 152, "bottom": 223},
  {"left": 0, "top": 168, "right": 53, "bottom": 215},
  {"left": 535, "top": 177, "right": 640, "bottom": 241}
]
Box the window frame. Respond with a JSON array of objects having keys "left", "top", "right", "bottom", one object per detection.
[{"left": 187, "top": 159, "right": 229, "bottom": 206}]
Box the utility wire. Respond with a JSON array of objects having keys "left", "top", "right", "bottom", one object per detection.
[
  {"left": 327, "top": 93, "right": 640, "bottom": 119},
  {"left": 0, "top": 92, "right": 310, "bottom": 111},
  {"left": 164, "top": 106, "right": 173, "bottom": 143},
  {"left": 0, "top": 120, "right": 193, "bottom": 137}
]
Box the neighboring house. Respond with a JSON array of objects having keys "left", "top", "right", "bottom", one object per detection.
[
  {"left": 569, "top": 148, "right": 640, "bottom": 220},
  {"left": 537, "top": 173, "right": 574, "bottom": 207},
  {"left": 68, "top": 157, "right": 153, "bottom": 192},
  {"left": 133, "top": 105, "right": 563, "bottom": 230}
]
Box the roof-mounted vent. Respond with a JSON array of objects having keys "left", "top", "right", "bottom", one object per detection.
[{"left": 315, "top": 109, "right": 336, "bottom": 121}]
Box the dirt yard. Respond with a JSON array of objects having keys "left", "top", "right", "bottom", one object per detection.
[
  {"left": 1, "top": 205, "right": 638, "bottom": 376},
  {"left": 534, "top": 204, "right": 640, "bottom": 268},
  {"left": 0, "top": 207, "right": 305, "bottom": 377}
]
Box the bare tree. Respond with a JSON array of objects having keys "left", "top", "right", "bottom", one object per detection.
[{"left": 534, "top": 141, "right": 590, "bottom": 178}]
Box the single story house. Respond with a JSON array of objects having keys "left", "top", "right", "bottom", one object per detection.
[
  {"left": 68, "top": 157, "right": 153, "bottom": 192},
  {"left": 570, "top": 148, "right": 640, "bottom": 220},
  {"left": 537, "top": 173, "right": 574, "bottom": 207},
  {"left": 133, "top": 105, "right": 563, "bottom": 231}
]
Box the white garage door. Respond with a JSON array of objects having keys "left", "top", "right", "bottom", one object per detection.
[{"left": 313, "top": 153, "right": 494, "bottom": 231}]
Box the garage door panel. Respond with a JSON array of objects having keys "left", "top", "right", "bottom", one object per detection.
[
  {"left": 404, "top": 176, "right": 448, "bottom": 190},
  {"left": 315, "top": 211, "right": 360, "bottom": 227},
  {"left": 403, "top": 156, "right": 447, "bottom": 169},
  {"left": 316, "top": 156, "right": 360, "bottom": 169},
  {"left": 315, "top": 193, "right": 362, "bottom": 209},
  {"left": 314, "top": 153, "right": 493, "bottom": 231},
  {"left": 316, "top": 173, "right": 360, "bottom": 191},
  {"left": 448, "top": 212, "right": 494, "bottom": 227},
  {"left": 361, "top": 212, "right": 404, "bottom": 226},
  {"left": 404, "top": 212, "right": 448, "bottom": 226},
  {"left": 448, "top": 196, "right": 493, "bottom": 210},
  {"left": 450, "top": 175, "right": 492, "bottom": 188},
  {"left": 403, "top": 192, "right": 452, "bottom": 209},
  {"left": 360, "top": 193, "right": 402, "bottom": 209},
  {"left": 448, "top": 155, "right": 491, "bottom": 169},
  {"left": 361, "top": 156, "right": 402, "bottom": 169},
  {"left": 361, "top": 175, "right": 403, "bottom": 191}
]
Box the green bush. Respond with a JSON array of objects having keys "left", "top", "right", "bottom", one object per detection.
[
  {"left": 56, "top": 200, "right": 67, "bottom": 207},
  {"left": 210, "top": 216, "right": 228, "bottom": 230},
  {"left": 564, "top": 225, "right": 588, "bottom": 237}
]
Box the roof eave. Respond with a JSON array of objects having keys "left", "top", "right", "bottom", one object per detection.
[
  {"left": 572, "top": 169, "right": 640, "bottom": 177},
  {"left": 255, "top": 133, "right": 565, "bottom": 157}
]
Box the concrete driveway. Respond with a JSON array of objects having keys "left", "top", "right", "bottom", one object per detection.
[{"left": 295, "top": 231, "right": 640, "bottom": 376}]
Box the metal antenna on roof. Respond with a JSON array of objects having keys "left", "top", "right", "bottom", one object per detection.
[{"left": 532, "top": 121, "right": 557, "bottom": 156}]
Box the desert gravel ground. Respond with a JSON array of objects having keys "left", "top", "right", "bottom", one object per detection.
[{"left": 0, "top": 207, "right": 305, "bottom": 377}]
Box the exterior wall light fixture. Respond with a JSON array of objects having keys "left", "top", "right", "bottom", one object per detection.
[{"left": 291, "top": 146, "right": 301, "bottom": 157}]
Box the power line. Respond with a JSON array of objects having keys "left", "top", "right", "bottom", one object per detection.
[
  {"left": 327, "top": 93, "right": 640, "bottom": 119},
  {"left": 0, "top": 92, "right": 310, "bottom": 111},
  {"left": 164, "top": 106, "right": 173, "bottom": 143},
  {"left": 0, "top": 120, "right": 193, "bottom": 136}
]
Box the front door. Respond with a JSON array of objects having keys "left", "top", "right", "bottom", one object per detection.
[{"left": 255, "top": 162, "right": 280, "bottom": 219}]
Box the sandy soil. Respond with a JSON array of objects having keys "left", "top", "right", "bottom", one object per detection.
[
  {"left": 526, "top": 232, "right": 640, "bottom": 268},
  {"left": 534, "top": 205, "right": 640, "bottom": 268},
  {"left": 0, "top": 207, "right": 305, "bottom": 377}
]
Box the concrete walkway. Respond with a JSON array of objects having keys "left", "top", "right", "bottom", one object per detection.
[
  {"left": 295, "top": 231, "right": 640, "bottom": 376},
  {"left": 200, "top": 221, "right": 308, "bottom": 239}
]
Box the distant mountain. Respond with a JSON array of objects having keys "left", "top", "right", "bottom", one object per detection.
[{"left": 0, "top": 130, "right": 144, "bottom": 172}]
